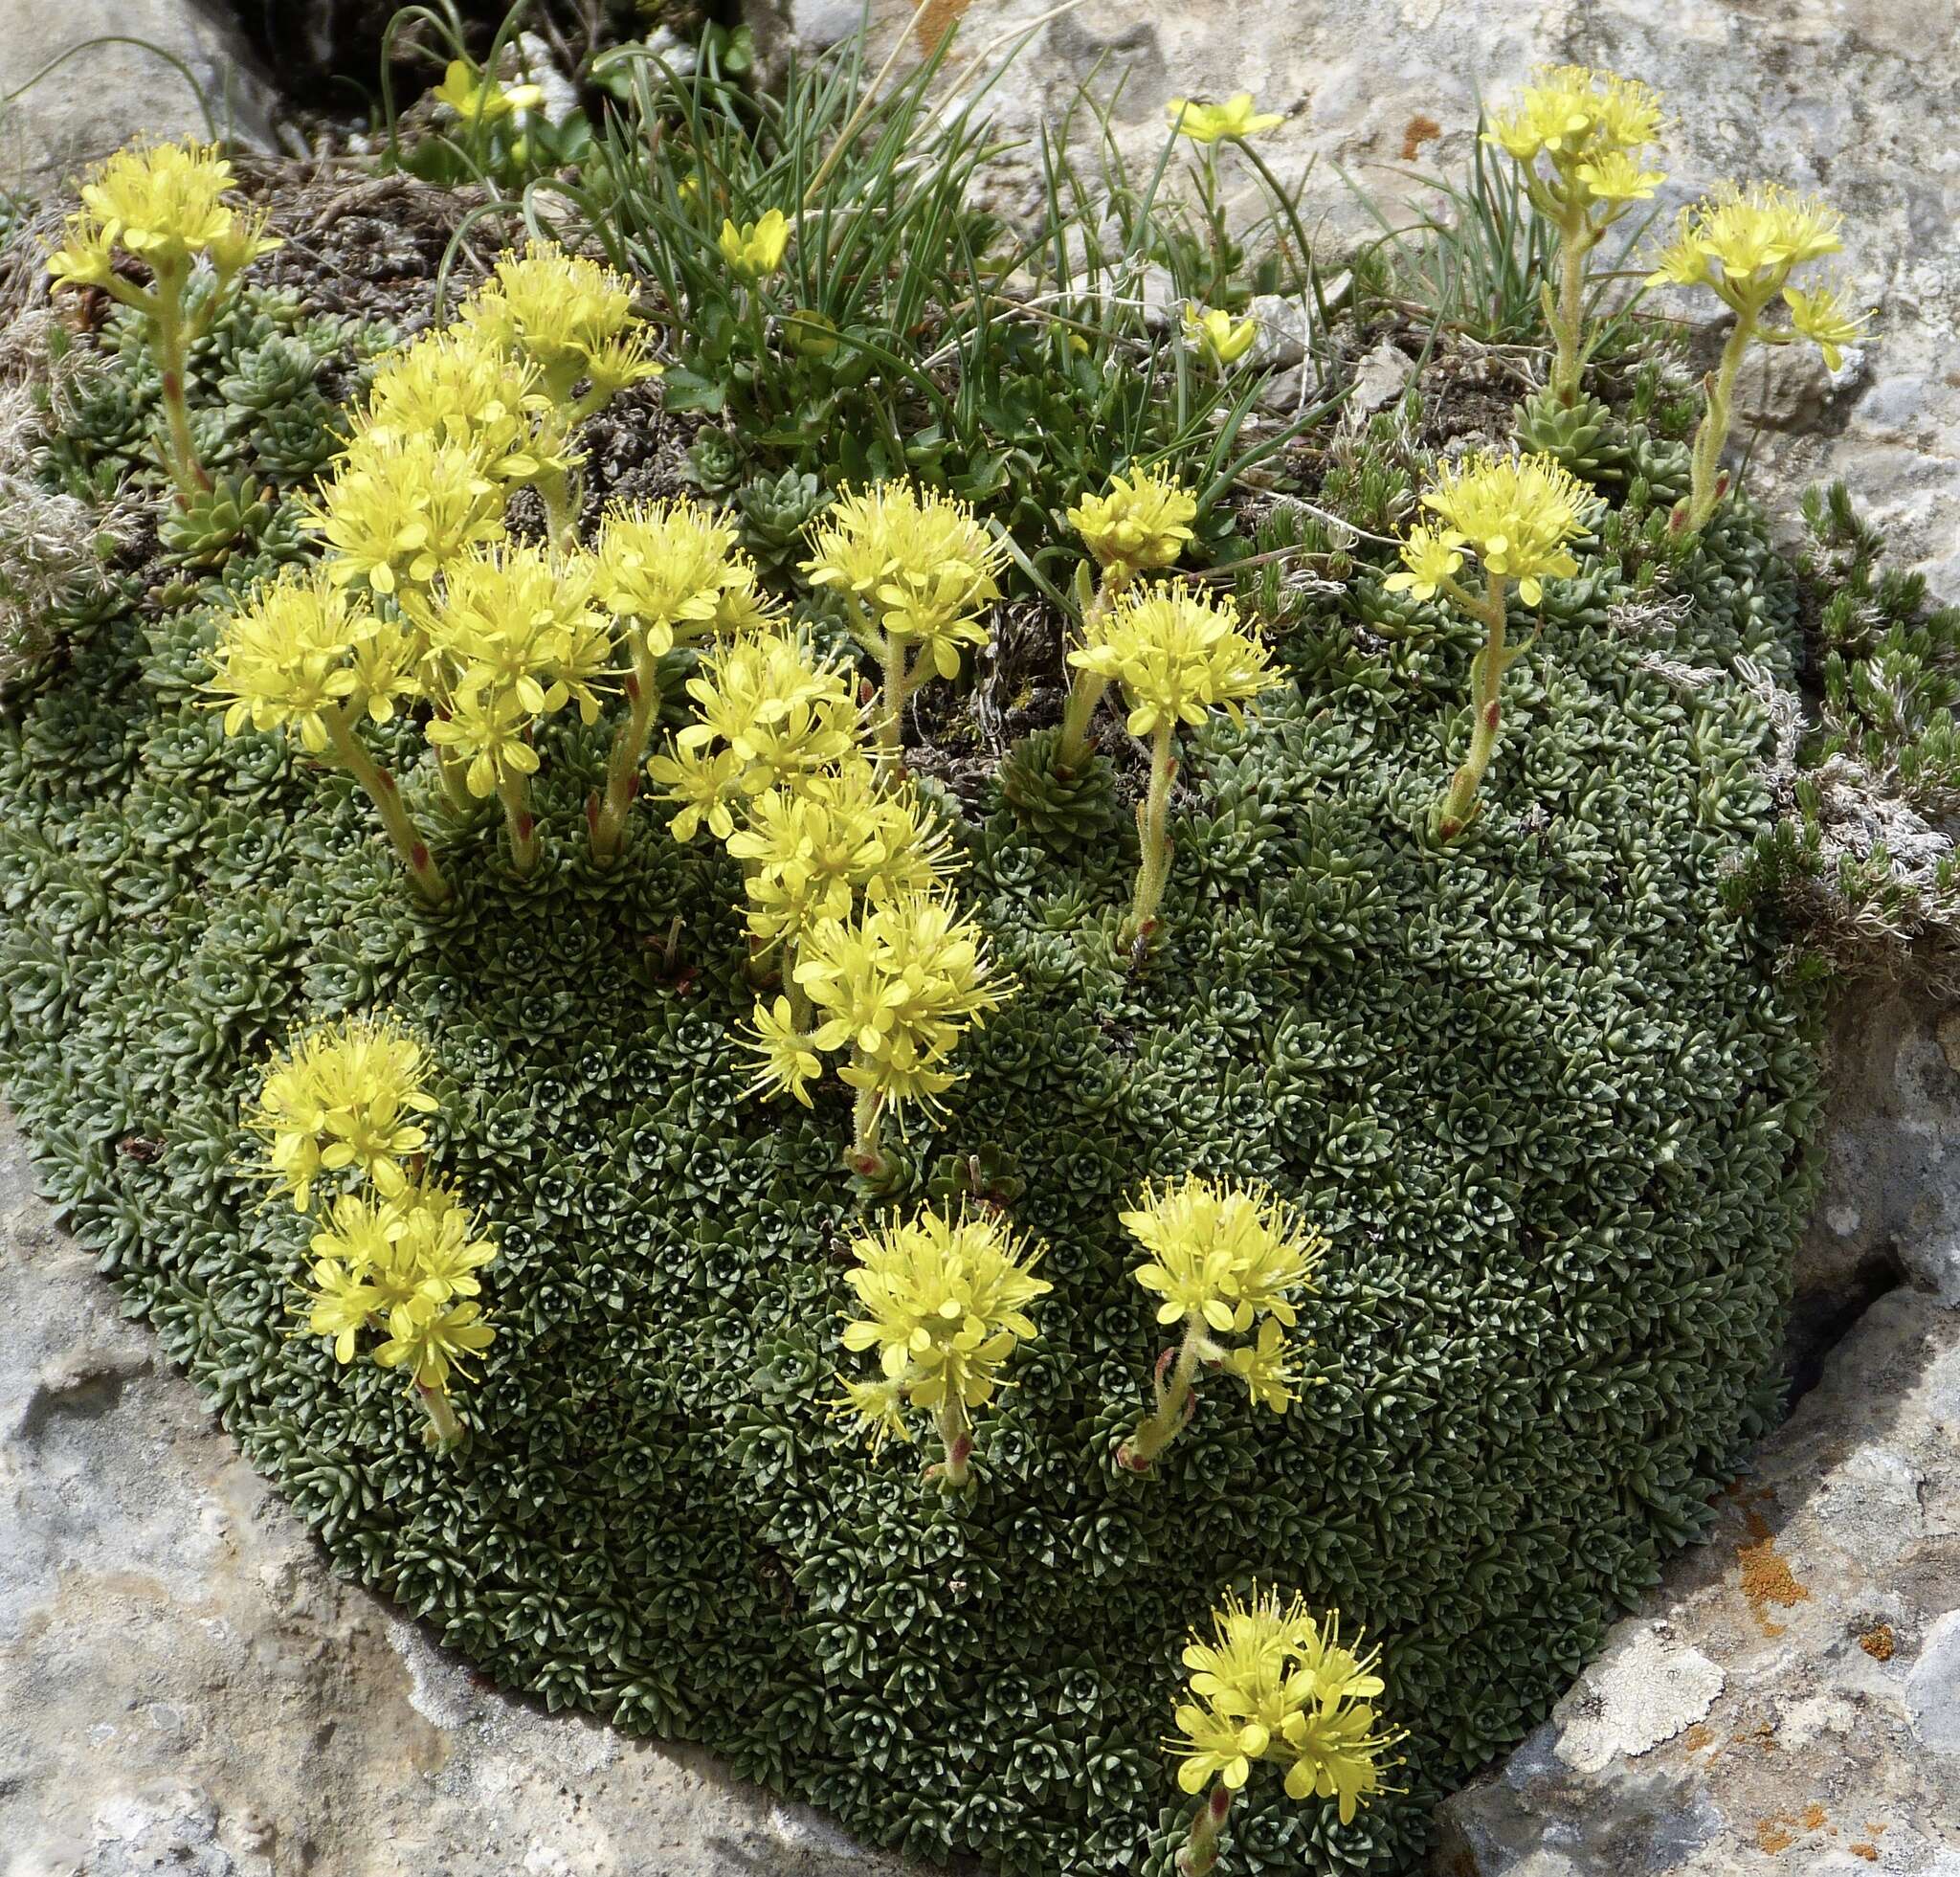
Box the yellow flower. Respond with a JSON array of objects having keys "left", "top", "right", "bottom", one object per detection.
[
  {"left": 780, "top": 890, "right": 1010, "bottom": 1122},
  {"left": 425, "top": 682, "right": 543, "bottom": 797},
  {"left": 802, "top": 480, "right": 1006, "bottom": 677},
  {"left": 1068, "top": 585, "right": 1281, "bottom": 738},
  {"left": 1383, "top": 525, "right": 1465, "bottom": 604},
  {"left": 460, "top": 242, "right": 662, "bottom": 404},
  {"left": 304, "top": 1185, "right": 498, "bottom": 1366},
  {"left": 358, "top": 327, "right": 559, "bottom": 485},
  {"left": 1221, "top": 1316, "right": 1298, "bottom": 1413},
  {"left": 593, "top": 499, "right": 756, "bottom": 656},
  {"left": 431, "top": 57, "right": 544, "bottom": 124},
  {"left": 1123, "top": 1173, "right": 1323, "bottom": 1336},
  {"left": 1182, "top": 302, "right": 1258, "bottom": 369},
  {"left": 1065, "top": 466, "right": 1197, "bottom": 581},
  {"left": 717, "top": 208, "right": 792, "bottom": 280},
  {"left": 303, "top": 430, "right": 505, "bottom": 596},
  {"left": 840, "top": 1207, "right": 1051, "bottom": 1412},
  {"left": 829, "top": 1376, "right": 913, "bottom": 1453},
  {"left": 1782, "top": 280, "right": 1871, "bottom": 371},
  {"left": 1167, "top": 93, "right": 1284, "bottom": 144},
  {"left": 207, "top": 568, "right": 371, "bottom": 752},
  {"left": 1170, "top": 1591, "right": 1397, "bottom": 1826},
  {"left": 747, "top": 995, "right": 824, "bottom": 1106},
  {"left": 374, "top": 1299, "right": 496, "bottom": 1394},
  {"left": 1482, "top": 66, "right": 1662, "bottom": 167},
  {"left": 1575, "top": 148, "right": 1664, "bottom": 203},
  {"left": 48, "top": 140, "right": 278, "bottom": 290},
  {"left": 728, "top": 766, "right": 950, "bottom": 953},
  {"left": 1414, "top": 451, "right": 1592, "bottom": 605},
  {"left": 247, "top": 1016, "right": 440, "bottom": 1211},
  {"left": 1645, "top": 183, "right": 1844, "bottom": 311}
]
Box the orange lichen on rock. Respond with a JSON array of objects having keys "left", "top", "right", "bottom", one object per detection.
[
  {"left": 1737, "top": 1509, "right": 1811, "bottom": 1634},
  {"left": 1849, "top": 1846, "right": 1879, "bottom": 1864},
  {"left": 1756, "top": 1819, "right": 1796, "bottom": 1855},
  {"left": 1800, "top": 1802, "right": 1828, "bottom": 1831},
  {"left": 913, "top": 0, "right": 972, "bottom": 51},
  {"left": 1859, "top": 1624, "right": 1896, "bottom": 1661},
  {"left": 1682, "top": 1722, "right": 1713, "bottom": 1752},
  {"left": 1400, "top": 114, "right": 1442, "bottom": 161}
]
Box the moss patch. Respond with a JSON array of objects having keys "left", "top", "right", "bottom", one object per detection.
[{"left": 0, "top": 294, "right": 1824, "bottom": 1874}]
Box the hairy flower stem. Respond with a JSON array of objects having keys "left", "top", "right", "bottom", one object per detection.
[
  {"left": 150, "top": 270, "right": 210, "bottom": 498},
  {"left": 930, "top": 1394, "right": 973, "bottom": 1489},
  {"left": 1434, "top": 567, "right": 1511, "bottom": 842},
  {"left": 416, "top": 1383, "right": 463, "bottom": 1448},
  {"left": 846, "top": 1082, "right": 888, "bottom": 1180},
  {"left": 875, "top": 633, "right": 913, "bottom": 768},
  {"left": 591, "top": 637, "right": 661, "bottom": 865},
  {"left": 323, "top": 709, "right": 451, "bottom": 905},
  {"left": 1550, "top": 212, "right": 1590, "bottom": 405},
  {"left": 1684, "top": 313, "right": 1754, "bottom": 532},
  {"left": 536, "top": 464, "right": 579, "bottom": 552},
  {"left": 432, "top": 738, "right": 477, "bottom": 816},
  {"left": 496, "top": 772, "right": 541, "bottom": 874},
  {"left": 1118, "top": 1320, "right": 1203, "bottom": 1472},
  {"left": 1178, "top": 1783, "right": 1234, "bottom": 1877},
  {"left": 1123, "top": 723, "right": 1178, "bottom": 948},
  {"left": 1055, "top": 573, "right": 1125, "bottom": 771}
]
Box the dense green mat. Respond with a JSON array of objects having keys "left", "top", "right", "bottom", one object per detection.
[{"left": 0, "top": 298, "right": 1824, "bottom": 1873}]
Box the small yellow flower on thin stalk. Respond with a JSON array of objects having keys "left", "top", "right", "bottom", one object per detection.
[
  {"left": 1482, "top": 66, "right": 1666, "bottom": 405},
  {"left": 801, "top": 480, "right": 1006, "bottom": 767},
  {"left": 1169, "top": 1589, "right": 1399, "bottom": 1875},
  {"left": 248, "top": 1016, "right": 440, "bottom": 1214},
  {"left": 1055, "top": 468, "right": 1199, "bottom": 769},
  {"left": 746, "top": 888, "right": 1010, "bottom": 1177},
  {"left": 587, "top": 499, "right": 766, "bottom": 864},
  {"left": 302, "top": 1179, "right": 499, "bottom": 1448},
  {"left": 1115, "top": 1174, "right": 1324, "bottom": 1474},
  {"left": 835, "top": 1206, "right": 1051, "bottom": 1487},
  {"left": 46, "top": 141, "right": 278, "bottom": 494},
  {"left": 430, "top": 56, "right": 546, "bottom": 127},
  {"left": 1067, "top": 585, "right": 1281, "bottom": 951},
  {"left": 718, "top": 209, "right": 792, "bottom": 281},
  {"left": 1166, "top": 94, "right": 1284, "bottom": 144},
  {"left": 208, "top": 568, "right": 446, "bottom": 903},
  {"left": 1182, "top": 303, "right": 1258, "bottom": 369},
  {"left": 1644, "top": 182, "right": 1870, "bottom": 530},
  {"left": 1385, "top": 451, "right": 1592, "bottom": 841}
]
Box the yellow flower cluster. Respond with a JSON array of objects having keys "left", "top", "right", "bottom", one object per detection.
[
  {"left": 1125, "top": 1174, "right": 1323, "bottom": 1414},
  {"left": 459, "top": 242, "right": 664, "bottom": 412},
  {"left": 750, "top": 886, "right": 1008, "bottom": 1123},
  {"left": 47, "top": 140, "right": 278, "bottom": 291},
  {"left": 1647, "top": 183, "right": 1867, "bottom": 364},
  {"left": 304, "top": 1184, "right": 498, "bottom": 1393},
  {"left": 1392, "top": 450, "right": 1592, "bottom": 606},
  {"left": 647, "top": 631, "right": 859, "bottom": 842},
  {"left": 1483, "top": 64, "right": 1663, "bottom": 183},
  {"left": 247, "top": 1016, "right": 440, "bottom": 1212},
  {"left": 410, "top": 541, "right": 615, "bottom": 799},
  {"left": 1065, "top": 466, "right": 1197, "bottom": 585},
  {"left": 1069, "top": 585, "right": 1279, "bottom": 738},
  {"left": 1170, "top": 1590, "right": 1396, "bottom": 1825},
  {"left": 208, "top": 568, "right": 416, "bottom": 754},
  {"left": 251, "top": 1017, "right": 501, "bottom": 1438},
  {"left": 834, "top": 1206, "right": 1051, "bottom": 1480},
  {"left": 801, "top": 479, "right": 1006, "bottom": 758},
  {"left": 594, "top": 500, "right": 770, "bottom": 656},
  {"left": 1482, "top": 67, "right": 1665, "bottom": 402},
  {"left": 726, "top": 766, "right": 947, "bottom": 953}
]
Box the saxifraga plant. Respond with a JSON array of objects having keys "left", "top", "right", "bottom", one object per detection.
[{"left": 47, "top": 141, "right": 279, "bottom": 496}]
